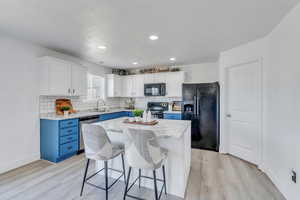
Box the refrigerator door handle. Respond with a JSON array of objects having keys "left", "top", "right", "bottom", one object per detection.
[
  {"left": 193, "top": 96, "right": 197, "bottom": 115},
  {"left": 196, "top": 97, "right": 200, "bottom": 115}
]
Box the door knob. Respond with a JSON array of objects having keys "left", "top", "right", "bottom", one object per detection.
[{"left": 226, "top": 114, "right": 232, "bottom": 118}]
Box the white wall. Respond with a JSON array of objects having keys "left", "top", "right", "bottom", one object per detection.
[
  {"left": 179, "top": 62, "right": 219, "bottom": 83},
  {"left": 220, "top": 3, "right": 300, "bottom": 199},
  {"left": 0, "top": 34, "right": 111, "bottom": 173},
  {"left": 263, "top": 4, "right": 300, "bottom": 199}
]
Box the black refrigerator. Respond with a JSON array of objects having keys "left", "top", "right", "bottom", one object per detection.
[{"left": 182, "top": 82, "right": 220, "bottom": 151}]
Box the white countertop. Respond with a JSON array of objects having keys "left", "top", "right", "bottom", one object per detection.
[
  {"left": 40, "top": 109, "right": 134, "bottom": 120},
  {"left": 93, "top": 117, "right": 190, "bottom": 139},
  {"left": 163, "top": 110, "right": 181, "bottom": 114}
]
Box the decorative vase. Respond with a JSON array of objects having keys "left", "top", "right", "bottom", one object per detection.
[{"left": 64, "top": 111, "right": 69, "bottom": 117}]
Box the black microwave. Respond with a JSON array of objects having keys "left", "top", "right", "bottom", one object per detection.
[{"left": 144, "top": 83, "right": 166, "bottom": 96}]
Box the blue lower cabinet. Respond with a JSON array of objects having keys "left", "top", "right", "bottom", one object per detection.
[
  {"left": 60, "top": 126, "right": 78, "bottom": 137},
  {"left": 40, "top": 111, "right": 134, "bottom": 162},
  {"left": 163, "top": 113, "right": 182, "bottom": 120},
  {"left": 126, "top": 111, "right": 133, "bottom": 117},
  {"left": 99, "top": 111, "right": 130, "bottom": 121},
  {"left": 40, "top": 118, "right": 79, "bottom": 163},
  {"left": 60, "top": 134, "right": 78, "bottom": 145},
  {"left": 99, "top": 113, "right": 117, "bottom": 121},
  {"left": 60, "top": 119, "right": 78, "bottom": 129},
  {"left": 60, "top": 141, "right": 78, "bottom": 156}
]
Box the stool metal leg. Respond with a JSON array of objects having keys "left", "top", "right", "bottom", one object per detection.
[
  {"left": 123, "top": 167, "right": 132, "bottom": 200},
  {"left": 153, "top": 170, "right": 158, "bottom": 200},
  {"left": 138, "top": 169, "right": 142, "bottom": 188},
  {"left": 162, "top": 165, "right": 167, "bottom": 195},
  {"left": 80, "top": 159, "right": 90, "bottom": 196},
  {"left": 121, "top": 153, "right": 126, "bottom": 184},
  {"left": 104, "top": 161, "right": 108, "bottom": 200}
]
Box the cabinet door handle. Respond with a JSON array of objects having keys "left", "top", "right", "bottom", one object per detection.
[
  {"left": 68, "top": 88, "right": 71, "bottom": 94},
  {"left": 73, "top": 89, "right": 75, "bottom": 94}
]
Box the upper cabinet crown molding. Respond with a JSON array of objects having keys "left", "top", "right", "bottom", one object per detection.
[{"left": 39, "top": 56, "right": 87, "bottom": 96}]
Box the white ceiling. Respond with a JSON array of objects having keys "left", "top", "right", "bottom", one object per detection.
[{"left": 0, "top": 0, "right": 299, "bottom": 68}]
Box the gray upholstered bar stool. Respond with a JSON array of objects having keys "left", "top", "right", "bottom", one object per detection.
[
  {"left": 123, "top": 128, "right": 168, "bottom": 200},
  {"left": 80, "top": 124, "right": 126, "bottom": 200}
]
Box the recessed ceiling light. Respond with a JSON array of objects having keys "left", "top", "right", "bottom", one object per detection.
[
  {"left": 132, "top": 62, "right": 138, "bottom": 65},
  {"left": 170, "top": 57, "right": 176, "bottom": 61},
  {"left": 97, "top": 45, "right": 107, "bottom": 50},
  {"left": 149, "top": 35, "right": 159, "bottom": 40}
]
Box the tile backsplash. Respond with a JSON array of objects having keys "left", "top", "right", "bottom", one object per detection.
[
  {"left": 39, "top": 96, "right": 182, "bottom": 114},
  {"left": 134, "top": 97, "right": 182, "bottom": 110},
  {"left": 39, "top": 96, "right": 124, "bottom": 114}
]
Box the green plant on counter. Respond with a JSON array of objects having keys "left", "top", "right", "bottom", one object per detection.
[
  {"left": 132, "top": 109, "right": 143, "bottom": 117},
  {"left": 61, "top": 106, "right": 70, "bottom": 112}
]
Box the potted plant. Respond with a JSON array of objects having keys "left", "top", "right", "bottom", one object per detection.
[
  {"left": 132, "top": 109, "right": 143, "bottom": 121},
  {"left": 61, "top": 106, "right": 71, "bottom": 117}
]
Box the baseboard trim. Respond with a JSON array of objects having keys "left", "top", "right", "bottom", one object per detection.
[
  {"left": 261, "top": 164, "right": 288, "bottom": 200},
  {"left": 0, "top": 153, "right": 40, "bottom": 174}
]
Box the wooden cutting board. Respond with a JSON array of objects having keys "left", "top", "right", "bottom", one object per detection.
[
  {"left": 55, "top": 99, "right": 76, "bottom": 115},
  {"left": 123, "top": 119, "right": 158, "bottom": 126}
]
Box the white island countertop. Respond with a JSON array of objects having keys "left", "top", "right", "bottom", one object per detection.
[
  {"left": 93, "top": 118, "right": 191, "bottom": 199},
  {"left": 94, "top": 117, "right": 189, "bottom": 138}
]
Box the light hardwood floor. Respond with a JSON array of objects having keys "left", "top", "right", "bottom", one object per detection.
[{"left": 0, "top": 150, "right": 285, "bottom": 200}]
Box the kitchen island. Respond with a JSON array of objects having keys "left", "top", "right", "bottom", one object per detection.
[{"left": 93, "top": 117, "right": 191, "bottom": 199}]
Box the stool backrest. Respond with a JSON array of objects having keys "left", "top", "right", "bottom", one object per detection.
[
  {"left": 125, "top": 128, "right": 164, "bottom": 170},
  {"left": 82, "top": 124, "right": 114, "bottom": 160}
]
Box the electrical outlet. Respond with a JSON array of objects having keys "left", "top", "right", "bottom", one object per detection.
[{"left": 292, "top": 170, "right": 297, "bottom": 183}]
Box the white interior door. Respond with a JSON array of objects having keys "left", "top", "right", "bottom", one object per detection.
[{"left": 226, "top": 60, "right": 262, "bottom": 165}]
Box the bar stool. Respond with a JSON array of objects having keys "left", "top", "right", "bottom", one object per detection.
[
  {"left": 123, "top": 128, "right": 168, "bottom": 200},
  {"left": 80, "top": 124, "right": 126, "bottom": 200}
]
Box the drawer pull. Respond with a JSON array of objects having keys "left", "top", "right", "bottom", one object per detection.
[
  {"left": 68, "top": 122, "right": 73, "bottom": 125},
  {"left": 67, "top": 146, "right": 72, "bottom": 150},
  {"left": 68, "top": 137, "right": 72, "bottom": 140},
  {"left": 68, "top": 130, "right": 72, "bottom": 133}
]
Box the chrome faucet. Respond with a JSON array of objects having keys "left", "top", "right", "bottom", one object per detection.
[{"left": 97, "top": 99, "right": 106, "bottom": 112}]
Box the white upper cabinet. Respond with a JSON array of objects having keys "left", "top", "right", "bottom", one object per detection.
[
  {"left": 131, "top": 75, "right": 144, "bottom": 97},
  {"left": 121, "top": 75, "right": 144, "bottom": 97},
  {"left": 107, "top": 71, "right": 185, "bottom": 98},
  {"left": 165, "top": 71, "right": 185, "bottom": 97},
  {"left": 39, "top": 56, "right": 87, "bottom": 96},
  {"left": 143, "top": 73, "right": 154, "bottom": 84},
  {"left": 122, "top": 75, "right": 133, "bottom": 97},
  {"left": 153, "top": 73, "right": 166, "bottom": 83},
  {"left": 106, "top": 74, "right": 122, "bottom": 97},
  {"left": 71, "top": 64, "right": 87, "bottom": 96}
]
